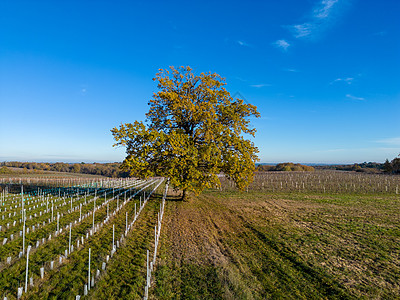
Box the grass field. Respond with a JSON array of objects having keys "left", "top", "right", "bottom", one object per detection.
[
  {"left": 1, "top": 172, "right": 399, "bottom": 299},
  {"left": 152, "top": 188, "right": 400, "bottom": 299}
]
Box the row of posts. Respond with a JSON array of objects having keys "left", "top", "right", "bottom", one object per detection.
[
  {"left": 10, "top": 180, "right": 147, "bottom": 299},
  {"left": 144, "top": 181, "right": 168, "bottom": 300},
  {"left": 76, "top": 179, "right": 162, "bottom": 299}
]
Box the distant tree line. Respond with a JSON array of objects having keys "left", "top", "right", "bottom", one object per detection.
[
  {"left": 318, "top": 162, "right": 383, "bottom": 173},
  {"left": 257, "top": 163, "right": 315, "bottom": 172},
  {"left": 383, "top": 155, "right": 400, "bottom": 174},
  {"left": 313, "top": 160, "right": 400, "bottom": 174},
  {"left": 0, "top": 162, "right": 129, "bottom": 178}
]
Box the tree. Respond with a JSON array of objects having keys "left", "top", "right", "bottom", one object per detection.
[
  {"left": 112, "top": 66, "right": 260, "bottom": 199},
  {"left": 0, "top": 166, "right": 11, "bottom": 174},
  {"left": 392, "top": 156, "right": 400, "bottom": 174},
  {"left": 383, "top": 159, "right": 393, "bottom": 173},
  {"left": 72, "top": 163, "right": 81, "bottom": 173}
]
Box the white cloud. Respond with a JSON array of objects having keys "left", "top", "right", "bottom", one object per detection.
[
  {"left": 314, "top": 0, "right": 339, "bottom": 19},
  {"left": 273, "top": 39, "right": 290, "bottom": 51},
  {"left": 80, "top": 84, "right": 88, "bottom": 95},
  {"left": 376, "top": 137, "right": 400, "bottom": 145},
  {"left": 237, "top": 40, "right": 251, "bottom": 47},
  {"left": 288, "top": 0, "right": 344, "bottom": 40},
  {"left": 331, "top": 77, "right": 354, "bottom": 84},
  {"left": 284, "top": 68, "right": 299, "bottom": 72},
  {"left": 250, "top": 84, "right": 271, "bottom": 88},
  {"left": 346, "top": 94, "right": 365, "bottom": 101},
  {"left": 235, "top": 76, "right": 248, "bottom": 82},
  {"left": 291, "top": 23, "right": 314, "bottom": 38}
]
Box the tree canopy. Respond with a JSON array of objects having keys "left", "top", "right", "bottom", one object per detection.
[
  {"left": 111, "top": 66, "right": 260, "bottom": 199},
  {"left": 383, "top": 155, "right": 400, "bottom": 174},
  {"left": 257, "top": 163, "right": 315, "bottom": 172}
]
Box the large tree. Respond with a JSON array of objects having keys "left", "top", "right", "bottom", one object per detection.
[{"left": 111, "top": 66, "right": 260, "bottom": 199}]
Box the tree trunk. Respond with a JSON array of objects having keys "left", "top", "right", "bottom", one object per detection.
[{"left": 181, "top": 189, "right": 188, "bottom": 201}]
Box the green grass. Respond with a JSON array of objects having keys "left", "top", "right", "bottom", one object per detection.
[
  {"left": 151, "top": 190, "right": 400, "bottom": 299},
  {"left": 0, "top": 180, "right": 159, "bottom": 299},
  {"left": 91, "top": 192, "right": 163, "bottom": 299},
  {"left": 18, "top": 188, "right": 161, "bottom": 299},
  {"left": 1, "top": 175, "right": 398, "bottom": 299}
]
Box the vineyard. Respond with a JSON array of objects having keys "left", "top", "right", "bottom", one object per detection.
[
  {"left": 224, "top": 170, "right": 400, "bottom": 194},
  {"left": 1, "top": 171, "right": 399, "bottom": 299},
  {"left": 0, "top": 176, "right": 167, "bottom": 299}
]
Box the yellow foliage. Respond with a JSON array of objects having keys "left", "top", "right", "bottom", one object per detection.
[{"left": 111, "top": 66, "right": 260, "bottom": 197}]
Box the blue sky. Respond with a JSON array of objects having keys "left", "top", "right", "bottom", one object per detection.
[{"left": 0, "top": 0, "right": 399, "bottom": 164}]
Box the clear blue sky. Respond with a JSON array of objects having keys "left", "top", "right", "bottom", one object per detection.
[{"left": 0, "top": 0, "right": 399, "bottom": 164}]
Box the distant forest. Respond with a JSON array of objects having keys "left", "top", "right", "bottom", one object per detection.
[
  {"left": 1, "top": 156, "right": 398, "bottom": 178},
  {"left": 258, "top": 158, "right": 400, "bottom": 174},
  {"left": 316, "top": 158, "right": 399, "bottom": 174},
  {"left": 0, "top": 161, "right": 128, "bottom": 177},
  {"left": 315, "top": 162, "right": 384, "bottom": 173},
  {"left": 257, "top": 163, "right": 315, "bottom": 172}
]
